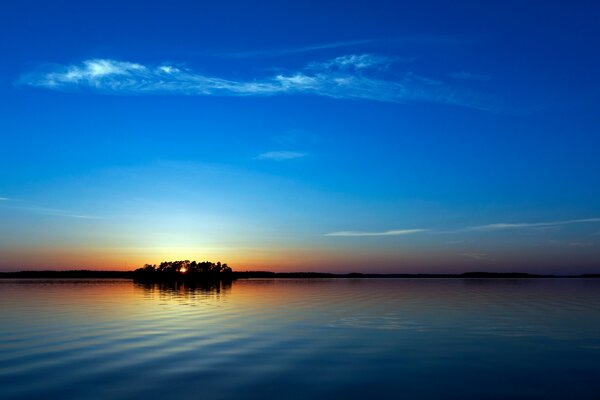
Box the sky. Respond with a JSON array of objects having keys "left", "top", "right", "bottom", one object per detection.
[{"left": 1, "top": 0, "right": 599, "bottom": 273}]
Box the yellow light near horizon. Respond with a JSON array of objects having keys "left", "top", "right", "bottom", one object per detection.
[{"left": 179, "top": 267, "right": 187, "bottom": 273}]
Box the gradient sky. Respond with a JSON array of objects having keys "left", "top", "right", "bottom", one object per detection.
[{"left": 1, "top": 0, "right": 599, "bottom": 273}]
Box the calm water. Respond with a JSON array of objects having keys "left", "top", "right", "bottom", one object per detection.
[{"left": 1, "top": 279, "right": 600, "bottom": 400}]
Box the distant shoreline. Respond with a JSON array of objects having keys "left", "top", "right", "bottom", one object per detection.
[{"left": 0, "top": 270, "right": 598, "bottom": 279}]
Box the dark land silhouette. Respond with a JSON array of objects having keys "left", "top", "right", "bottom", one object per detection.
[
  {"left": 133, "top": 260, "right": 233, "bottom": 283},
  {"left": 0, "top": 260, "right": 599, "bottom": 280}
]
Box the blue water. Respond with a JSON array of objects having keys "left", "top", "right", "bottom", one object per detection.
[{"left": 1, "top": 278, "right": 599, "bottom": 399}]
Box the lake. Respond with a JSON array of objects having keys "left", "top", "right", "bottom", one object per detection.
[{"left": 1, "top": 278, "right": 599, "bottom": 399}]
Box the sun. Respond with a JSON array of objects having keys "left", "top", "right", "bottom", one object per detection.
[{"left": 179, "top": 266, "right": 187, "bottom": 273}]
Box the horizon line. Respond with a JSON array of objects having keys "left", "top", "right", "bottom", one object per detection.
[{"left": 1, "top": 269, "right": 598, "bottom": 278}]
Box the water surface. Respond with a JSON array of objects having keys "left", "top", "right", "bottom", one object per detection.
[{"left": 1, "top": 278, "right": 599, "bottom": 399}]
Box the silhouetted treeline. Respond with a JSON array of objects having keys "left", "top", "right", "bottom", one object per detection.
[{"left": 133, "top": 260, "right": 233, "bottom": 282}]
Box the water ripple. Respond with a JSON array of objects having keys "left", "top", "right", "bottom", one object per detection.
[{"left": 1, "top": 278, "right": 600, "bottom": 400}]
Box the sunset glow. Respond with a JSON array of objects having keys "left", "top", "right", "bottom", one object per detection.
[{"left": 0, "top": 1, "right": 599, "bottom": 274}]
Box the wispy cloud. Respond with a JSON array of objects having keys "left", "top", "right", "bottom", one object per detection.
[
  {"left": 462, "top": 252, "right": 489, "bottom": 260},
  {"left": 213, "top": 34, "right": 476, "bottom": 58},
  {"left": 20, "top": 56, "right": 494, "bottom": 111},
  {"left": 35, "top": 208, "right": 99, "bottom": 219},
  {"left": 568, "top": 242, "right": 596, "bottom": 248},
  {"left": 0, "top": 197, "right": 9, "bottom": 201},
  {"left": 213, "top": 39, "right": 380, "bottom": 58},
  {"left": 306, "top": 54, "right": 395, "bottom": 71},
  {"left": 0, "top": 200, "right": 98, "bottom": 219},
  {"left": 462, "top": 218, "right": 600, "bottom": 232},
  {"left": 326, "top": 218, "right": 600, "bottom": 238},
  {"left": 255, "top": 151, "right": 307, "bottom": 161},
  {"left": 325, "top": 229, "right": 428, "bottom": 237},
  {"left": 20, "top": 206, "right": 98, "bottom": 219},
  {"left": 450, "top": 71, "right": 491, "bottom": 81}
]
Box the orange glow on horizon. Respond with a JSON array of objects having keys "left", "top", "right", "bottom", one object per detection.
[{"left": 1, "top": 244, "right": 585, "bottom": 274}]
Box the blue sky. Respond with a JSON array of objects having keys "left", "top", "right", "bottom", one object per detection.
[{"left": 1, "top": 0, "right": 599, "bottom": 272}]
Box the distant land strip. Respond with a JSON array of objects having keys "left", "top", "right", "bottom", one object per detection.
[{"left": 0, "top": 271, "right": 599, "bottom": 279}]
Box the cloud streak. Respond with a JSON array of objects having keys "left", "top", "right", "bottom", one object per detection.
[
  {"left": 21, "top": 56, "right": 493, "bottom": 111},
  {"left": 256, "top": 151, "right": 307, "bottom": 161},
  {"left": 210, "top": 34, "right": 471, "bottom": 58},
  {"left": 0, "top": 200, "right": 98, "bottom": 219},
  {"left": 325, "top": 229, "right": 429, "bottom": 237},
  {"left": 462, "top": 218, "right": 600, "bottom": 232},
  {"left": 450, "top": 71, "right": 491, "bottom": 81},
  {"left": 326, "top": 218, "right": 600, "bottom": 237},
  {"left": 462, "top": 252, "right": 490, "bottom": 260},
  {"left": 213, "top": 39, "right": 380, "bottom": 58}
]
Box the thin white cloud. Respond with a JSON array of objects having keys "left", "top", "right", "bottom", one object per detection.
[
  {"left": 462, "top": 252, "right": 489, "bottom": 260},
  {"left": 326, "top": 218, "right": 600, "bottom": 238},
  {"left": 212, "top": 35, "right": 475, "bottom": 58},
  {"left": 0, "top": 200, "right": 98, "bottom": 219},
  {"left": 325, "top": 229, "right": 428, "bottom": 237},
  {"left": 463, "top": 218, "right": 600, "bottom": 232},
  {"left": 450, "top": 71, "right": 491, "bottom": 81},
  {"left": 22, "top": 206, "right": 99, "bottom": 219},
  {"left": 256, "top": 151, "right": 307, "bottom": 161},
  {"left": 306, "top": 54, "right": 394, "bottom": 71},
  {"left": 568, "top": 242, "right": 596, "bottom": 248},
  {"left": 213, "top": 39, "right": 380, "bottom": 58},
  {"left": 0, "top": 197, "right": 9, "bottom": 201},
  {"left": 21, "top": 57, "right": 493, "bottom": 111}
]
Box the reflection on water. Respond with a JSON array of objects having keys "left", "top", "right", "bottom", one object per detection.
[
  {"left": 135, "top": 279, "right": 232, "bottom": 298},
  {"left": 1, "top": 278, "right": 600, "bottom": 400}
]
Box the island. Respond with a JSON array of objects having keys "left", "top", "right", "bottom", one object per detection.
[{"left": 133, "top": 260, "right": 233, "bottom": 282}]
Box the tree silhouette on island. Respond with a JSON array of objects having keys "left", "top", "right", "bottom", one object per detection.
[{"left": 134, "top": 260, "right": 233, "bottom": 281}]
